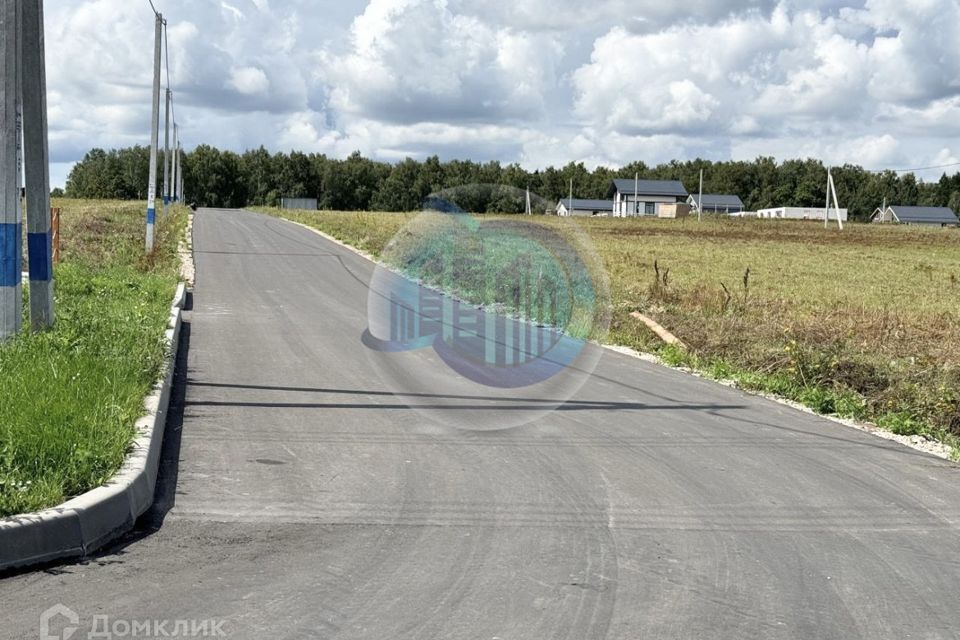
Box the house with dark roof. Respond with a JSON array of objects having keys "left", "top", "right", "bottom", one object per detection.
[
  {"left": 688, "top": 193, "right": 745, "bottom": 214},
  {"left": 872, "top": 205, "right": 959, "bottom": 227},
  {"left": 606, "top": 179, "right": 689, "bottom": 217},
  {"left": 556, "top": 198, "right": 614, "bottom": 217}
]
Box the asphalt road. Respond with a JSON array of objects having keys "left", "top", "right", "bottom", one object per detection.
[{"left": 3, "top": 208, "right": 960, "bottom": 640}]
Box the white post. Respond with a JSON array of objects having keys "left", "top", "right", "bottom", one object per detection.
[
  {"left": 568, "top": 178, "right": 573, "bottom": 218},
  {"left": 526, "top": 186, "right": 531, "bottom": 215},
  {"left": 21, "top": 0, "right": 54, "bottom": 329},
  {"left": 0, "top": 0, "right": 21, "bottom": 340},
  {"left": 698, "top": 168, "right": 704, "bottom": 222},
  {"left": 146, "top": 13, "right": 162, "bottom": 251},
  {"left": 163, "top": 88, "right": 171, "bottom": 216},
  {"left": 634, "top": 172, "right": 639, "bottom": 216}
]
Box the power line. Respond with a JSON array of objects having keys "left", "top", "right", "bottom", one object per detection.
[
  {"left": 147, "top": 0, "right": 160, "bottom": 17},
  {"left": 888, "top": 161, "right": 960, "bottom": 174}
]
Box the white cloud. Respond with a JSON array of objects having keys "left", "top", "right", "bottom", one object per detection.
[
  {"left": 321, "top": 0, "right": 564, "bottom": 125},
  {"left": 39, "top": 0, "right": 960, "bottom": 186},
  {"left": 228, "top": 66, "right": 270, "bottom": 95}
]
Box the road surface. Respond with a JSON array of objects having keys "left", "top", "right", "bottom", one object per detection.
[{"left": 3, "top": 208, "right": 960, "bottom": 639}]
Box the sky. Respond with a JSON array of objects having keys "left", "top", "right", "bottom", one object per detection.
[{"left": 45, "top": 0, "right": 960, "bottom": 188}]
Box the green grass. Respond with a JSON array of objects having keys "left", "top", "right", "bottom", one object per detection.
[
  {"left": 259, "top": 208, "right": 960, "bottom": 459},
  {"left": 0, "top": 199, "right": 185, "bottom": 517}
]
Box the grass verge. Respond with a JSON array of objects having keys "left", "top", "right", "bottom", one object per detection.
[
  {"left": 0, "top": 199, "right": 186, "bottom": 517},
  {"left": 257, "top": 208, "right": 960, "bottom": 459}
]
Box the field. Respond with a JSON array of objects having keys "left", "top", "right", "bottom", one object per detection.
[
  {"left": 0, "top": 199, "right": 185, "bottom": 517},
  {"left": 263, "top": 208, "right": 960, "bottom": 457}
]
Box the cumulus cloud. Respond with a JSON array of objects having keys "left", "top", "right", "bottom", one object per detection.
[
  {"left": 321, "top": 0, "right": 564, "bottom": 125},
  {"left": 568, "top": 0, "right": 960, "bottom": 168},
  {"left": 40, "top": 0, "right": 960, "bottom": 186}
]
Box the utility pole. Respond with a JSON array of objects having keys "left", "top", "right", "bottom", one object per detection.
[
  {"left": 178, "top": 143, "right": 184, "bottom": 203},
  {"left": 634, "top": 172, "right": 639, "bottom": 216},
  {"left": 0, "top": 0, "right": 21, "bottom": 340},
  {"left": 171, "top": 122, "right": 178, "bottom": 202},
  {"left": 568, "top": 178, "right": 573, "bottom": 218},
  {"left": 828, "top": 168, "right": 843, "bottom": 230},
  {"left": 824, "top": 166, "right": 831, "bottom": 229},
  {"left": 21, "top": 0, "right": 54, "bottom": 329},
  {"left": 163, "top": 88, "right": 171, "bottom": 216},
  {"left": 698, "top": 168, "right": 704, "bottom": 222},
  {"left": 145, "top": 13, "right": 162, "bottom": 251}
]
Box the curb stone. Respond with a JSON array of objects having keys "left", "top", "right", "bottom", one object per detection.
[{"left": 0, "top": 283, "right": 187, "bottom": 572}]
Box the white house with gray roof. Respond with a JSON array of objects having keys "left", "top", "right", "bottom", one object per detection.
[
  {"left": 872, "top": 205, "right": 959, "bottom": 227},
  {"left": 556, "top": 198, "right": 614, "bottom": 217},
  {"left": 606, "top": 179, "right": 689, "bottom": 217}
]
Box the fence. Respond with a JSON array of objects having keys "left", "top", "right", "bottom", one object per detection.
[{"left": 280, "top": 197, "right": 318, "bottom": 211}]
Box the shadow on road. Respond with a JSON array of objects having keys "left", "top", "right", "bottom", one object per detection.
[{"left": 183, "top": 380, "right": 746, "bottom": 413}]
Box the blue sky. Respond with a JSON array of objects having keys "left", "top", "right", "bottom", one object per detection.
[{"left": 46, "top": 0, "right": 960, "bottom": 187}]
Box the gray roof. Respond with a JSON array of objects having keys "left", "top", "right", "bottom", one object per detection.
[
  {"left": 889, "top": 206, "right": 959, "bottom": 224},
  {"left": 559, "top": 199, "right": 614, "bottom": 211},
  {"left": 607, "top": 179, "right": 689, "bottom": 198},
  {"left": 690, "top": 193, "right": 744, "bottom": 208}
]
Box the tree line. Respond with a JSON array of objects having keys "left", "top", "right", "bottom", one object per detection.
[{"left": 63, "top": 144, "right": 960, "bottom": 221}]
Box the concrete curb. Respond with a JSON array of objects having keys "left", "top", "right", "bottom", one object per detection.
[{"left": 0, "top": 283, "right": 187, "bottom": 572}]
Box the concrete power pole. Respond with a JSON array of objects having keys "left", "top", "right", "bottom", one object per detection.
[
  {"left": 171, "top": 122, "right": 178, "bottom": 202},
  {"left": 178, "top": 143, "right": 184, "bottom": 203},
  {"left": 163, "top": 88, "right": 171, "bottom": 216},
  {"left": 145, "top": 13, "right": 162, "bottom": 251},
  {"left": 698, "top": 168, "right": 704, "bottom": 222},
  {"left": 0, "top": 1, "right": 21, "bottom": 341},
  {"left": 21, "top": 0, "right": 54, "bottom": 330}
]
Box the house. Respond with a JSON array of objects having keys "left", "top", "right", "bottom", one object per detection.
[
  {"left": 756, "top": 206, "right": 848, "bottom": 222},
  {"left": 556, "top": 199, "right": 614, "bottom": 217},
  {"left": 872, "top": 205, "right": 959, "bottom": 227},
  {"left": 688, "top": 193, "right": 745, "bottom": 214},
  {"left": 606, "top": 179, "right": 688, "bottom": 217}
]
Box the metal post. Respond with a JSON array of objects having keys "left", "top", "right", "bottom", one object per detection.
[
  {"left": 146, "top": 13, "right": 162, "bottom": 251},
  {"left": 163, "top": 88, "right": 171, "bottom": 216},
  {"left": 0, "top": 1, "right": 21, "bottom": 341},
  {"left": 51, "top": 207, "right": 60, "bottom": 263},
  {"left": 21, "top": 0, "right": 54, "bottom": 329}
]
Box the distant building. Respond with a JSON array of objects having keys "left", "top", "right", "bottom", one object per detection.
[
  {"left": 756, "top": 206, "right": 848, "bottom": 222},
  {"left": 872, "top": 205, "right": 959, "bottom": 227},
  {"left": 606, "top": 179, "right": 688, "bottom": 217},
  {"left": 688, "top": 193, "right": 745, "bottom": 214},
  {"left": 281, "top": 197, "right": 318, "bottom": 210},
  {"left": 556, "top": 199, "right": 614, "bottom": 217},
  {"left": 657, "top": 203, "right": 692, "bottom": 219}
]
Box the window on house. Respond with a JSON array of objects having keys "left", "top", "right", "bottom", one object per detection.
[{"left": 645, "top": 202, "right": 655, "bottom": 215}]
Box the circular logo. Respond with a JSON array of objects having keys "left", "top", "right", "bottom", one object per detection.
[{"left": 363, "top": 186, "right": 611, "bottom": 430}]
